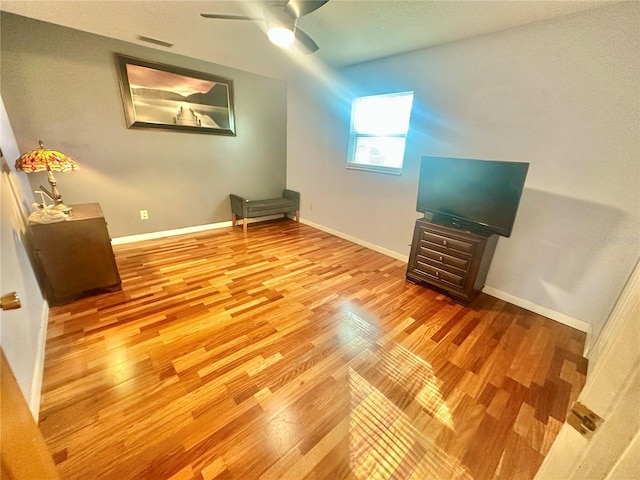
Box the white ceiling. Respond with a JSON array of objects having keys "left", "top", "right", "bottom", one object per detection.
[{"left": 1, "top": 0, "right": 614, "bottom": 75}]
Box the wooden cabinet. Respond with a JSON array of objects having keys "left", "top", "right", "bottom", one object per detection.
[
  {"left": 406, "top": 218, "right": 498, "bottom": 304},
  {"left": 30, "top": 203, "right": 121, "bottom": 306}
]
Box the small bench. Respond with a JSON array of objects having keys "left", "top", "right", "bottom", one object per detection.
[{"left": 230, "top": 189, "right": 300, "bottom": 233}]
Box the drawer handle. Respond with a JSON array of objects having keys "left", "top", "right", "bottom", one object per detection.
[
  {"left": 1, "top": 292, "right": 21, "bottom": 310},
  {"left": 443, "top": 240, "right": 447, "bottom": 246},
  {"left": 435, "top": 271, "right": 440, "bottom": 277},
  {"left": 439, "top": 256, "right": 444, "bottom": 262}
]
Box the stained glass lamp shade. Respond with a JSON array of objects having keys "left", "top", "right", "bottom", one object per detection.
[{"left": 15, "top": 140, "right": 78, "bottom": 212}]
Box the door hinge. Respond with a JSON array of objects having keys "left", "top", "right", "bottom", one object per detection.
[{"left": 568, "top": 401, "right": 603, "bottom": 439}]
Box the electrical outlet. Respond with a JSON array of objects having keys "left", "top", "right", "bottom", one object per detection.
[{"left": 140, "top": 210, "right": 149, "bottom": 220}]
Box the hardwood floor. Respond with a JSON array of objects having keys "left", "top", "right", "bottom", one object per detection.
[{"left": 39, "top": 219, "right": 587, "bottom": 480}]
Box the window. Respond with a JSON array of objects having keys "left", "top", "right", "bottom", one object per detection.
[{"left": 347, "top": 91, "right": 414, "bottom": 175}]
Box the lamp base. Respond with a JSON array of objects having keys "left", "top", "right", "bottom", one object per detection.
[{"left": 40, "top": 172, "right": 72, "bottom": 214}]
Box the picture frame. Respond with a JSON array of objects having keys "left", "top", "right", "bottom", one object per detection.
[{"left": 115, "top": 54, "right": 236, "bottom": 136}]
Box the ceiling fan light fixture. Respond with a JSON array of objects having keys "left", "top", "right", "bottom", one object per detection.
[
  {"left": 201, "top": 0, "right": 325, "bottom": 53},
  {"left": 267, "top": 26, "right": 295, "bottom": 47}
]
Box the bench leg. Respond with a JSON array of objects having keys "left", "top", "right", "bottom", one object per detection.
[
  {"left": 232, "top": 213, "right": 236, "bottom": 226},
  {"left": 295, "top": 210, "right": 300, "bottom": 223},
  {"left": 243, "top": 218, "right": 247, "bottom": 233}
]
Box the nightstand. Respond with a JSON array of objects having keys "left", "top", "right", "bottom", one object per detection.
[{"left": 29, "top": 203, "right": 121, "bottom": 305}]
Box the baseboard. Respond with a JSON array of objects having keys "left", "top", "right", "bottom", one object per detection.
[
  {"left": 112, "top": 221, "right": 231, "bottom": 245},
  {"left": 29, "top": 299, "right": 49, "bottom": 421},
  {"left": 482, "top": 286, "right": 593, "bottom": 355},
  {"left": 112, "top": 215, "right": 285, "bottom": 245},
  {"left": 298, "top": 218, "right": 409, "bottom": 262}
]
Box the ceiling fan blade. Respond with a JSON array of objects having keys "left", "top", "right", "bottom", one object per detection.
[
  {"left": 294, "top": 27, "right": 319, "bottom": 54},
  {"left": 200, "top": 13, "right": 262, "bottom": 20},
  {"left": 285, "top": 0, "right": 329, "bottom": 18}
]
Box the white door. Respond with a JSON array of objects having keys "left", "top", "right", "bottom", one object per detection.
[
  {"left": 0, "top": 96, "right": 48, "bottom": 418},
  {"left": 536, "top": 259, "right": 640, "bottom": 479}
]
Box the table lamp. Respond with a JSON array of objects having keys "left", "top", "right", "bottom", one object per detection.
[{"left": 15, "top": 140, "right": 79, "bottom": 213}]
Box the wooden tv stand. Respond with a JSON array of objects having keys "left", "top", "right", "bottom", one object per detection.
[{"left": 406, "top": 218, "right": 498, "bottom": 304}]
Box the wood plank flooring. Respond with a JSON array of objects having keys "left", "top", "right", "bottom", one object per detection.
[{"left": 39, "top": 219, "right": 587, "bottom": 480}]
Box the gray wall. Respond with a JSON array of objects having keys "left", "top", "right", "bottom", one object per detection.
[
  {"left": 286, "top": 2, "right": 640, "bottom": 344},
  {"left": 1, "top": 13, "right": 287, "bottom": 238}
]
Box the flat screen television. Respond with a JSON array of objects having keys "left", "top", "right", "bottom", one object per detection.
[{"left": 417, "top": 156, "right": 529, "bottom": 237}]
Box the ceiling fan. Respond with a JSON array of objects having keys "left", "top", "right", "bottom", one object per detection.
[{"left": 201, "top": 0, "right": 329, "bottom": 54}]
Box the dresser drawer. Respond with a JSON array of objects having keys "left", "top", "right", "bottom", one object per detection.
[
  {"left": 416, "top": 246, "right": 470, "bottom": 273},
  {"left": 420, "top": 230, "right": 476, "bottom": 255},
  {"left": 414, "top": 260, "right": 466, "bottom": 288}
]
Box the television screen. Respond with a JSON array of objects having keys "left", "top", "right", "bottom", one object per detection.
[{"left": 417, "top": 156, "right": 529, "bottom": 237}]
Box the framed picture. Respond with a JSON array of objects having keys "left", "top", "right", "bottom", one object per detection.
[{"left": 115, "top": 54, "right": 236, "bottom": 136}]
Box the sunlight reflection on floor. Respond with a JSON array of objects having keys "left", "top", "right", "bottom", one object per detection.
[
  {"left": 344, "top": 311, "right": 466, "bottom": 479},
  {"left": 349, "top": 369, "right": 471, "bottom": 480},
  {"left": 345, "top": 311, "right": 455, "bottom": 428}
]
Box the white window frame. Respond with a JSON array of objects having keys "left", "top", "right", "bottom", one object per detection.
[{"left": 347, "top": 91, "right": 414, "bottom": 175}]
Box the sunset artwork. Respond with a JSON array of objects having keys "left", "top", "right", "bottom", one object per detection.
[{"left": 116, "top": 55, "right": 236, "bottom": 136}]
